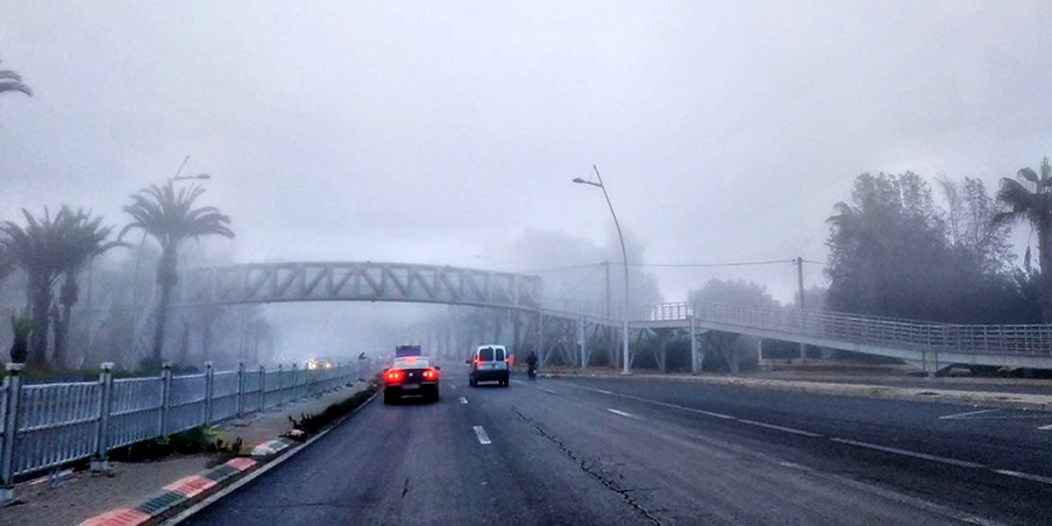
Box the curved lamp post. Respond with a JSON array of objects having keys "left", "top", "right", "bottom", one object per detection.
[{"left": 573, "top": 165, "right": 631, "bottom": 375}]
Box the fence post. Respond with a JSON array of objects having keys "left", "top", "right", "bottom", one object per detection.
[
  {"left": 159, "top": 362, "right": 173, "bottom": 437},
  {"left": 91, "top": 362, "right": 114, "bottom": 473},
  {"left": 292, "top": 362, "right": 299, "bottom": 401},
  {"left": 258, "top": 365, "right": 266, "bottom": 411},
  {"left": 0, "top": 363, "right": 25, "bottom": 504},
  {"left": 277, "top": 364, "right": 284, "bottom": 406},
  {"left": 236, "top": 362, "right": 245, "bottom": 418},
  {"left": 204, "top": 361, "right": 214, "bottom": 426}
]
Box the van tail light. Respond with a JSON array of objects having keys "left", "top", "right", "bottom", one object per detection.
[{"left": 385, "top": 370, "right": 405, "bottom": 384}]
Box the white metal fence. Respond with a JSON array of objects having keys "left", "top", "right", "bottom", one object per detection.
[{"left": 0, "top": 360, "right": 364, "bottom": 487}]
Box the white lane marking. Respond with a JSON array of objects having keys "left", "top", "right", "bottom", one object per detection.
[
  {"left": 831, "top": 438, "right": 985, "bottom": 469},
  {"left": 448, "top": 384, "right": 457, "bottom": 390},
  {"left": 993, "top": 469, "right": 1052, "bottom": 485},
  {"left": 539, "top": 387, "right": 557, "bottom": 395},
  {"left": 606, "top": 408, "right": 639, "bottom": 419},
  {"left": 473, "top": 425, "right": 492, "bottom": 445},
  {"left": 512, "top": 379, "right": 525, "bottom": 385},
  {"left": 1037, "top": 424, "right": 1052, "bottom": 431},
  {"left": 939, "top": 409, "right": 998, "bottom": 420},
  {"left": 738, "top": 419, "right": 824, "bottom": 438},
  {"left": 594, "top": 388, "right": 614, "bottom": 395},
  {"left": 459, "top": 397, "right": 468, "bottom": 405}
]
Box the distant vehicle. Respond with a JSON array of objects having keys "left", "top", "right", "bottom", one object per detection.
[
  {"left": 306, "top": 357, "right": 334, "bottom": 370},
  {"left": 395, "top": 345, "right": 422, "bottom": 358},
  {"left": 467, "top": 344, "right": 510, "bottom": 387},
  {"left": 383, "top": 355, "right": 441, "bottom": 404}
]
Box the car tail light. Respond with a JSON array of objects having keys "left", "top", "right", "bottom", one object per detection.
[
  {"left": 385, "top": 370, "right": 405, "bottom": 384},
  {"left": 422, "top": 369, "right": 438, "bottom": 380}
]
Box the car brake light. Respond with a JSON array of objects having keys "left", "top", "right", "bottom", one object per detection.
[
  {"left": 385, "top": 370, "right": 405, "bottom": 383},
  {"left": 423, "top": 369, "right": 438, "bottom": 380}
]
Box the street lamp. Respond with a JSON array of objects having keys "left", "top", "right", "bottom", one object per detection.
[{"left": 573, "top": 164, "right": 631, "bottom": 375}]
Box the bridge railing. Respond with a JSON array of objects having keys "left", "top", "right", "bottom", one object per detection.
[
  {"left": 0, "top": 360, "right": 366, "bottom": 487},
  {"left": 635, "top": 302, "right": 1052, "bottom": 356}
]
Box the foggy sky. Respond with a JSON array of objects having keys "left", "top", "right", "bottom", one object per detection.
[{"left": 3, "top": 0, "right": 1052, "bottom": 304}]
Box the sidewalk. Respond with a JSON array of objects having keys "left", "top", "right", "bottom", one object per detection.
[{"left": 0, "top": 381, "right": 372, "bottom": 526}]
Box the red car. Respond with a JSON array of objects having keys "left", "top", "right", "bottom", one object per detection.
[{"left": 383, "top": 356, "right": 441, "bottom": 404}]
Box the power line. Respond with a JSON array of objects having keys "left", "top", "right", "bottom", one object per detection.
[
  {"left": 629, "top": 259, "right": 796, "bottom": 268},
  {"left": 520, "top": 262, "right": 606, "bottom": 274},
  {"left": 522, "top": 257, "right": 826, "bottom": 273}
]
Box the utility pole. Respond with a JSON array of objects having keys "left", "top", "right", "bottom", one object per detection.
[
  {"left": 796, "top": 256, "right": 806, "bottom": 363},
  {"left": 604, "top": 260, "right": 611, "bottom": 318}
]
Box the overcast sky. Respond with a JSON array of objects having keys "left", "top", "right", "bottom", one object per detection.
[{"left": 3, "top": 0, "right": 1052, "bottom": 305}]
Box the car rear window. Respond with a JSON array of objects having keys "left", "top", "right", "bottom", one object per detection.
[
  {"left": 393, "top": 357, "right": 430, "bottom": 369},
  {"left": 495, "top": 348, "right": 505, "bottom": 361},
  {"left": 478, "top": 348, "right": 494, "bottom": 361}
]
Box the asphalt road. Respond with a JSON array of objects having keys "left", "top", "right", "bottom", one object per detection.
[{"left": 181, "top": 366, "right": 1052, "bottom": 525}]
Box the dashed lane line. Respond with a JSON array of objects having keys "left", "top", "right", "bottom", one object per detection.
[
  {"left": 459, "top": 397, "right": 468, "bottom": 405},
  {"left": 738, "top": 419, "right": 824, "bottom": 438},
  {"left": 566, "top": 382, "right": 1052, "bottom": 488},
  {"left": 473, "top": 425, "right": 492, "bottom": 445},
  {"left": 939, "top": 409, "right": 999, "bottom": 420},
  {"left": 830, "top": 438, "right": 985, "bottom": 469},
  {"left": 606, "top": 408, "right": 640, "bottom": 419},
  {"left": 538, "top": 387, "right": 557, "bottom": 395},
  {"left": 993, "top": 469, "right": 1052, "bottom": 486}
]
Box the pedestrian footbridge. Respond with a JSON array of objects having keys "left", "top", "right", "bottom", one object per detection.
[
  {"left": 178, "top": 261, "right": 1052, "bottom": 372},
  {"left": 636, "top": 302, "right": 1052, "bottom": 372}
]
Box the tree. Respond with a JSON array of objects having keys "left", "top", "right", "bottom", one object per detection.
[
  {"left": 825, "top": 173, "right": 954, "bottom": 320},
  {"left": 994, "top": 158, "right": 1052, "bottom": 322},
  {"left": 688, "top": 278, "right": 780, "bottom": 308},
  {"left": 0, "top": 59, "right": 32, "bottom": 100},
  {"left": 51, "top": 213, "right": 122, "bottom": 367},
  {"left": 689, "top": 279, "right": 775, "bottom": 372},
  {"left": 940, "top": 177, "right": 1012, "bottom": 275},
  {"left": 121, "top": 181, "right": 233, "bottom": 367},
  {"left": 0, "top": 207, "right": 115, "bottom": 366}
]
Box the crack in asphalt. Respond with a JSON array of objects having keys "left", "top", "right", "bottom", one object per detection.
[
  {"left": 402, "top": 477, "right": 410, "bottom": 498},
  {"left": 515, "top": 409, "right": 662, "bottom": 525}
]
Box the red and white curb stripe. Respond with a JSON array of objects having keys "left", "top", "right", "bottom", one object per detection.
[{"left": 78, "top": 457, "right": 258, "bottom": 526}]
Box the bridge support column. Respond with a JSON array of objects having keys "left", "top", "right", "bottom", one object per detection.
[
  {"left": 536, "top": 310, "right": 544, "bottom": 366},
  {"left": 690, "top": 317, "right": 700, "bottom": 375},
  {"left": 578, "top": 316, "right": 587, "bottom": 371}
]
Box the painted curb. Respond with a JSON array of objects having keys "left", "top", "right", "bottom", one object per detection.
[
  {"left": 548, "top": 372, "right": 1052, "bottom": 412},
  {"left": 77, "top": 457, "right": 258, "bottom": 526}
]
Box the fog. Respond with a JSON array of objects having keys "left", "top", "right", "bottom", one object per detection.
[{"left": 2, "top": 1, "right": 1051, "bottom": 364}]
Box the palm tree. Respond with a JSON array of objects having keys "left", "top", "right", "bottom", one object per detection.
[
  {"left": 994, "top": 157, "right": 1052, "bottom": 322},
  {"left": 0, "top": 207, "right": 115, "bottom": 365},
  {"left": 121, "top": 181, "right": 233, "bottom": 366},
  {"left": 51, "top": 213, "right": 122, "bottom": 367},
  {"left": 0, "top": 59, "right": 32, "bottom": 99}
]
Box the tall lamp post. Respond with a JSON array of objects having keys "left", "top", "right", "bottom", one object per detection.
[{"left": 573, "top": 164, "right": 631, "bottom": 375}]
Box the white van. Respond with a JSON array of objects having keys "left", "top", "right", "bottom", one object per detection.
[{"left": 467, "top": 344, "right": 510, "bottom": 387}]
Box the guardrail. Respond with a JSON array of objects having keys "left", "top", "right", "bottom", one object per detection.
[
  {"left": 636, "top": 301, "right": 1052, "bottom": 356},
  {"left": 0, "top": 360, "right": 365, "bottom": 497}
]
